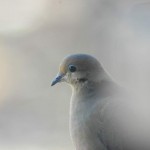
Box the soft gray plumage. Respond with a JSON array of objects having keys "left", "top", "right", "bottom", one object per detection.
[{"left": 51, "top": 54, "right": 150, "bottom": 150}]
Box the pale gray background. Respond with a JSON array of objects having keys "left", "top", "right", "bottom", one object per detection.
[{"left": 0, "top": 0, "right": 150, "bottom": 149}]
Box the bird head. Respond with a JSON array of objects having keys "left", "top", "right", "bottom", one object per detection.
[{"left": 51, "top": 54, "right": 103, "bottom": 87}]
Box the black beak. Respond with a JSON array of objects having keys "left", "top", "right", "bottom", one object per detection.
[{"left": 51, "top": 74, "right": 64, "bottom": 86}]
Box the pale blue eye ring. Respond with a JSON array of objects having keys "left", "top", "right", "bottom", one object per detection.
[{"left": 68, "top": 65, "right": 76, "bottom": 72}]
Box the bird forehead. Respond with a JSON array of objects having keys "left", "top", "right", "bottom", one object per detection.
[
  {"left": 59, "top": 54, "right": 100, "bottom": 73},
  {"left": 59, "top": 58, "right": 77, "bottom": 73},
  {"left": 60, "top": 57, "right": 89, "bottom": 70}
]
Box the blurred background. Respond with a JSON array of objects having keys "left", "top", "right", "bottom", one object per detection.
[{"left": 0, "top": 0, "right": 150, "bottom": 149}]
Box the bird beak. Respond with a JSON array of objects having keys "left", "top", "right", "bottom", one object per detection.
[{"left": 51, "top": 74, "right": 65, "bottom": 86}]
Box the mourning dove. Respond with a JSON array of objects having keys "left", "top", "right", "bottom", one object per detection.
[{"left": 51, "top": 54, "right": 150, "bottom": 150}]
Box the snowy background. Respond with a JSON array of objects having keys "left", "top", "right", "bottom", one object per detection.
[{"left": 0, "top": 0, "right": 150, "bottom": 149}]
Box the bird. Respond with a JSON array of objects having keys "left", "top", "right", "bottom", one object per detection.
[{"left": 51, "top": 54, "right": 150, "bottom": 150}]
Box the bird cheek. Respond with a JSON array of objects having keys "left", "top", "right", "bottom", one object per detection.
[
  {"left": 65, "top": 73, "right": 72, "bottom": 83},
  {"left": 70, "top": 73, "right": 79, "bottom": 83},
  {"left": 61, "top": 75, "right": 67, "bottom": 82}
]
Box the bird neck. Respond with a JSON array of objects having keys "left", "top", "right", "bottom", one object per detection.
[
  {"left": 71, "top": 73, "right": 118, "bottom": 105},
  {"left": 72, "top": 70, "right": 112, "bottom": 96},
  {"left": 72, "top": 80, "right": 99, "bottom": 97}
]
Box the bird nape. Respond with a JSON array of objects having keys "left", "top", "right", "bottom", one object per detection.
[{"left": 51, "top": 54, "right": 150, "bottom": 150}]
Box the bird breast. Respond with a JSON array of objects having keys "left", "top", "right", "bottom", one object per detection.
[{"left": 69, "top": 93, "right": 106, "bottom": 150}]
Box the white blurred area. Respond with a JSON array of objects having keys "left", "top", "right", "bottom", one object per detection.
[{"left": 0, "top": 0, "right": 150, "bottom": 149}]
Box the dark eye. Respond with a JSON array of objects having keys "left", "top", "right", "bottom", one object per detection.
[{"left": 68, "top": 65, "right": 77, "bottom": 72}]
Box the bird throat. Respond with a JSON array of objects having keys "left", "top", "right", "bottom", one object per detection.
[{"left": 72, "top": 79, "right": 100, "bottom": 100}]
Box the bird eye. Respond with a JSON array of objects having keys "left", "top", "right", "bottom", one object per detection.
[{"left": 68, "top": 65, "right": 77, "bottom": 72}]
